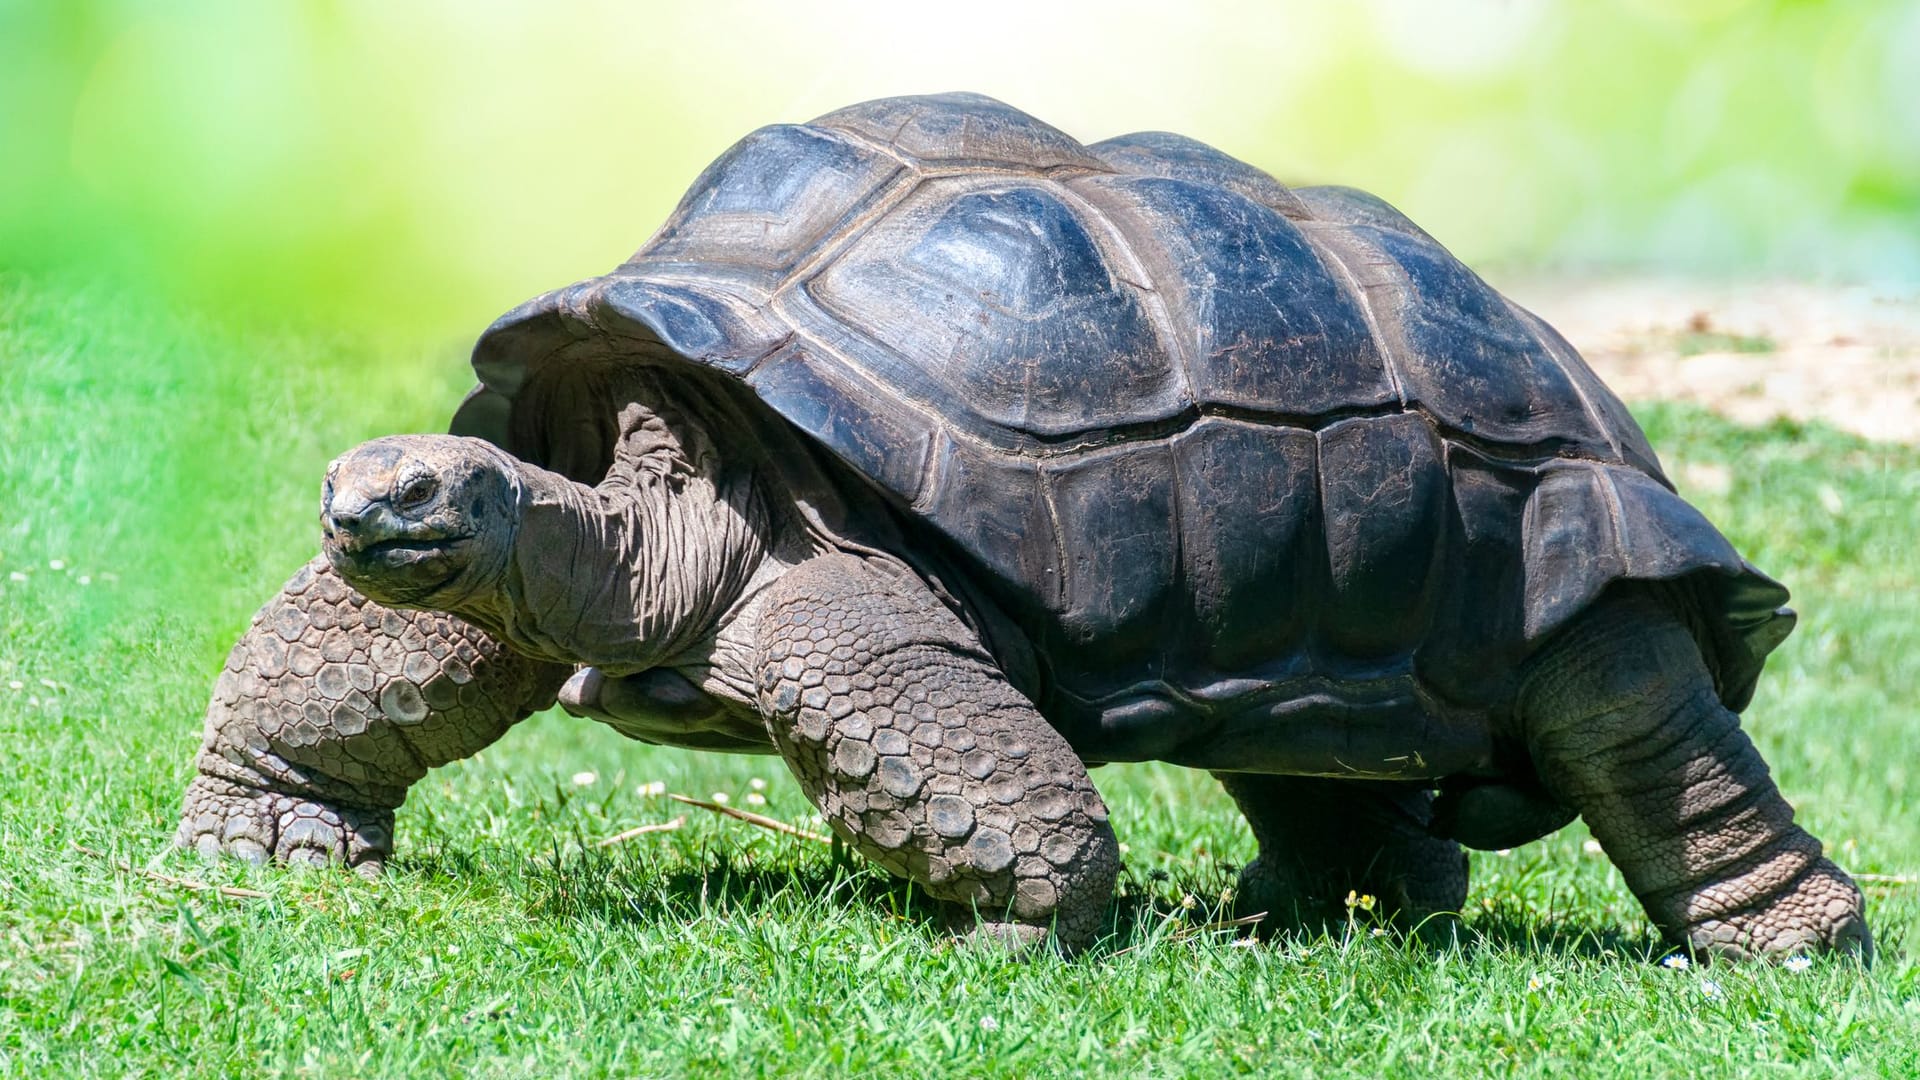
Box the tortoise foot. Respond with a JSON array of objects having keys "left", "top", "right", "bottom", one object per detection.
[
  {"left": 1677, "top": 857, "right": 1872, "bottom": 964},
  {"left": 177, "top": 774, "right": 393, "bottom": 877}
]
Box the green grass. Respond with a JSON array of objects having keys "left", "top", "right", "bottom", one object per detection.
[{"left": 2, "top": 273, "right": 1916, "bottom": 1077}]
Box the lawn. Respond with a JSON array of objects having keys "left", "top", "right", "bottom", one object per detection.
[{"left": 2, "top": 272, "right": 1916, "bottom": 1077}]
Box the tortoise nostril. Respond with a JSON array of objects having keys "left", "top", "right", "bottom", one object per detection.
[
  {"left": 325, "top": 506, "right": 368, "bottom": 543},
  {"left": 324, "top": 488, "right": 378, "bottom": 543}
]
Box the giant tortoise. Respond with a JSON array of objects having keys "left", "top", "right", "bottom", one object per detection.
[{"left": 180, "top": 92, "right": 1869, "bottom": 960}]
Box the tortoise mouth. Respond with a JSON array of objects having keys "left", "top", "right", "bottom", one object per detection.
[
  {"left": 325, "top": 532, "right": 473, "bottom": 602},
  {"left": 355, "top": 535, "right": 467, "bottom": 563},
  {"left": 322, "top": 512, "right": 468, "bottom": 555}
]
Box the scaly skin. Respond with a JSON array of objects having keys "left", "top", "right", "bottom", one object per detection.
[
  {"left": 1520, "top": 588, "right": 1871, "bottom": 963},
  {"left": 1215, "top": 774, "right": 1467, "bottom": 933},
  {"left": 755, "top": 554, "right": 1120, "bottom": 953},
  {"left": 178, "top": 557, "right": 568, "bottom": 874}
]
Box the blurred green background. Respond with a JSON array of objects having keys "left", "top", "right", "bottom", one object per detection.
[{"left": 4, "top": 0, "right": 1916, "bottom": 339}]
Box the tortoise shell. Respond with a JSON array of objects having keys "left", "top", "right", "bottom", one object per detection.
[{"left": 456, "top": 93, "right": 1791, "bottom": 773}]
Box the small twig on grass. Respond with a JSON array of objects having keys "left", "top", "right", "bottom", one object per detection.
[
  {"left": 1108, "top": 910, "right": 1268, "bottom": 958},
  {"left": 1205, "top": 911, "right": 1270, "bottom": 932},
  {"left": 1855, "top": 873, "right": 1918, "bottom": 887},
  {"left": 594, "top": 816, "right": 685, "bottom": 847},
  {"left": 668, "top": 793, "right": 831, "bottom": 844},
  {"left": 74, "top": 844, "right": 270, "bottom": 900}
]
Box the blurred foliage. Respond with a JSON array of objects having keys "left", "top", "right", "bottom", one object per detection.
[{"left": 2, "top": 0, "right": 1915, "bottom": 337}]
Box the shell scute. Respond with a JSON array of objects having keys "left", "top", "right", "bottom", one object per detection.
[
  {"left": 643, "top": 123, "right": 901, "bottom": 282},
  {"left": 1039, "top": 442, "right": 1180, "bottom": 689},
  {"left": 1293, "top": 185, "right": 1438, "bottom": 243},
  {"left": 1317, "top": 414, "right": 1448, "bottom": 659},
  {"left": 1090, "top": 131, "right": 1310, "bottom": 221},
  {"left": 1168, "top": 419, "right": 1319, "bottom": 673},
  {"left": 743, "top": 342, "right": 935, "bottom": 501},
  {"left": 1323, "top": 223, "right": 1612, "bottom": 452},
  {"left": 1080, "top": 173, "right": 1394, "bottom": 419},
  {"left": 806, "top": 179, "right": 1183, "bottom": 441},
  {"left": 920, "top": 437, "right": 1058, "bottom": 612},
  {"left": 810, "top": 92, "right": 1107, "bottom": 171},
  {"left": 596, "top": 278, "right": 788, "bottom": 373}
]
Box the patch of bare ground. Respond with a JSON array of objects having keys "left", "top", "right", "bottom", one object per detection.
[{"left": 1503, "top": 277, "right": 1920, "bottom": 445}]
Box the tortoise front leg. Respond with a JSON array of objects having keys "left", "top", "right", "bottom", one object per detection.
[
  {"left": 178, "top": 557, "right": 568, "bottom": 874},
  {"left": 1215, "top": 774, "right": 1467, "bottom": 933},
  {"left": 754, "top": 555, "right": 1119, "bottom": 953},
  {"left": 1520, "top": 587, "right": 1871, "bottom": 962}
]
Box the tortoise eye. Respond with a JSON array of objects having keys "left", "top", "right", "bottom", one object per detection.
[{"left": 397, "top": 476, "right": 438, "bottom": 508}]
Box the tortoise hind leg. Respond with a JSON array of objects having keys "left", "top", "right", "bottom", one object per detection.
[
  {"left": 1431, "top": 774, "right": 1577, "bottom": 852},
  {"left": 1519, "top": 586, "right": 1870, "bottom": 962},
  {"left": 1214, "top": 774, "right": 1467, "bottom": 933}
]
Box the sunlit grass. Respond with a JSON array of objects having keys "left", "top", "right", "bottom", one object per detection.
[{"left": 1, "top": 275, "right": 1916, "bottom": 1076}]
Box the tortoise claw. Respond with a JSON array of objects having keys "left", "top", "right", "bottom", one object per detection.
[{"left": 177, "top": 774, "right": 392, "bottom": 876}]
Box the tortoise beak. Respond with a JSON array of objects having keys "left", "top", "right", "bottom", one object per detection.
[
  {"left": 322, "top": 489, "right": 409, "bottom": 556},
  {"left": 322, "top": 477, "right": 468, "bottom": 599}
]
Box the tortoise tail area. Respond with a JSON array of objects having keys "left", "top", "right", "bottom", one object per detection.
[
  {"left": 1428, "top": 459, "right": 1790, "bottom": 852},
  {"left": 1516, "top": 460, "right": 1793, "bottom": 713}
]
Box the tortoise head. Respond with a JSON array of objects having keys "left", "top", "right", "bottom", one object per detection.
[{"left": 321, "top": 435, "right": 521, "bottom": 609}]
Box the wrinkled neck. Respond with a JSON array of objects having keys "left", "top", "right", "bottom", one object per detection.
[{"left": 465, "top": 457, "right": 769, "bottom": 672}]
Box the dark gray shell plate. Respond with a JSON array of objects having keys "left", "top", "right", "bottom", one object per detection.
[{"left": 458, "top": 93, "right": 1791, "bottom": 774}]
